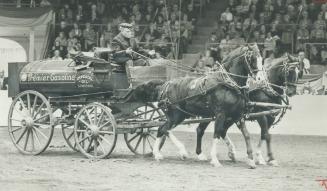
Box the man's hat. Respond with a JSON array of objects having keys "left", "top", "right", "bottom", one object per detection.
[{"left": 119, "top": 23, "right": 133, "bottom": 29}]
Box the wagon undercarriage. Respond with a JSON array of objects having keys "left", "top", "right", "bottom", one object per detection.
[{"left": 7, "top": 88, "right": 290, "bottom": 159}]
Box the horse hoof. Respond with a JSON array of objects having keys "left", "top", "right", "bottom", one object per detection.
[
  {"left": 197, "top": 153, "right": 208, "bottom": 161},
  {"left": 228, "top": 151, "right": 236, "bottom": 162},
  {"left": 255, "top": 152, "right": 266, "bottom": 165},
  {"left": 246, "top": 159, "right": 257, "bottom": 169},
  {"left": 179, "top": 151, "right": 189, "bottom": 160},
  {"left": 154, "top": 152, "right": 164, "bottom": 161},
  {"left": 268, "top": 160, "right": 279, "bottom": 167},
  {"left": 210, "top": 160, "right": 222, "bottom": 168}
]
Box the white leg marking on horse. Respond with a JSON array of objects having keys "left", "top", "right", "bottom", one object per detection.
[
  {"left": 153, "top": 137, "right": 164, "bottom": 161},
  {"left": 223, "top": 136, "right": 236, "bottom": 162},
  {"left": 268, "top": 160, "right": 279, "bottom": 167},
  {"left": 197, "top": 153, "right": 208, "bottom": 161},
  {"left": 210, "top": 138, "right": 222, "bottom": 167},
  {"left": 255, "top": 140, "right": 266, "bottom": 165},
  {"left": 246, "top": 158, "right": 257, "bottom": 169},
  {"left": 168, "top": 131, "right": 188, "bottom": 160}
]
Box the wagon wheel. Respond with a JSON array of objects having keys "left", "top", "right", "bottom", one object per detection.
[
  {"left": 74, "top": 103, "right": 117, "bottom": 159},
  {"left": 124, "top": 103, "right": 166, "bottom": 156},
  {"left": 61, "top": 122, "right": 79, "bottom": 152},
  {"left": 8, "top": 90, "right": 54, "bottom": 155}
]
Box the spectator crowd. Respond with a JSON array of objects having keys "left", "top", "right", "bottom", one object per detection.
[
  {"left": 207, "top": 0, "right": 327, "bottom": 65},
  {"left": 47, "top": 0, "right": 199, "bottom": 60}
]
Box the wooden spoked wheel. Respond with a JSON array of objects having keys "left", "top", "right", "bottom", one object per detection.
[
  {"left": 61, "top": 122, "right": 79, "bottom": 152},
  {"left": 8, "top": 90, "right": 54, "bottom": 155},
  {"left": 124, "top": 104, "right": 166, "bottom": 156},
  {"left": 74, "top": 103, "right": 117, "bottom": 159}
]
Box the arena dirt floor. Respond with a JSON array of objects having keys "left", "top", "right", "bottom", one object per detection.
[{"left": 0, "top": 127, "right": 326, "bottom": 191}]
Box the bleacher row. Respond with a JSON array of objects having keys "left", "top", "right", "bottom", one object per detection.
[
  {"left": 48, "top": 0, "right": 200, "bottom": 60},
  {"left": 207, "top": 0, "right": 327, "bottom": 65}
]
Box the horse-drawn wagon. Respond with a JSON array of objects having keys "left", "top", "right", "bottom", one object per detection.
[
  {"left": 7, "top": 52, "right": 174, "bottom": 159},
  {"left": 6, "top": 46, "right": 294, "bottom": 164}
]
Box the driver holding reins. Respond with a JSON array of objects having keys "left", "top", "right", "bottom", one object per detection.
[{"left": 111, "top": 23, "right": 155, "bottom": 67}]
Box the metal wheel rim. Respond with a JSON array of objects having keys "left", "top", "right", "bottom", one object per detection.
[
  {"left": 124, "top": 103, "right": 166, "bottom": 156},
  {"left": 61, "top": 123, "right": 79, "bottom": 152},
  {"left": 74, "top": 103, "right": 117, "bottom": 159},
  {"left": 8, "top": 90, "right": 54, "bottom": 155}
]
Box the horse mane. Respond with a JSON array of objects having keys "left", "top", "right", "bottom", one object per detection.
[{"left": 222, "top": 46, "right": 246, "bottom": 70}]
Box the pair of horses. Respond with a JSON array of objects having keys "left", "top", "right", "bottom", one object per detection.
[{"left": 132, "top": 44, "right": 298, "bottom": 168}]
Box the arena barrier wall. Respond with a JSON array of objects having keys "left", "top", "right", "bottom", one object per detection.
[{"left": 0, "top": 90, "right": 326, "bottom": 136}]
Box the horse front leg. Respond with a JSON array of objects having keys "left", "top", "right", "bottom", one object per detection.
[
  {"left": 237, "top": 120, "right": 256, "bottom": 169},
  {"left": 255, "top": 117, "right": 268, "bottom": 165},
  {"left": 210, "top": 113, "right": 225, "bottom": 167},
  {"left": 153, "top": 120, "right": 171, "bottom": 161},
  {"left": 196, "top": 122, "right": 210, "bottom": 161},
  {"left": 257, "top": 116, "right": 278, "bottom": 166},
  {"left": 168, "top": 130, "right": 189, "bottom": 160}
]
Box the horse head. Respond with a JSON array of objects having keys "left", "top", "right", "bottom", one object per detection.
[
  {"left": 282, "top": 61, "right": 299, "bottom": 96},
  {"left": 222, "top": 43, "right": 263, "bottom": 85},
  {"left": 267, "top": 55, "right": 299, "bottom": 96}
]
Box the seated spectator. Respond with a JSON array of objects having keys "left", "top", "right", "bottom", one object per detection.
[
  {"left": 219, "top": 34, "right": 232, "bottom": 61},
  {"left": 263, "top": 5, "right": 273, "bottom": 23},
  {"left": 310, "top": 22, "right": 326, "bottom": 42},
  {"left": 101, "top": 23, "right": 114, "bottom": 47},
  {"left": 202, "top": 49, "right": 215, "bottom": 68},
  {"left": 71, "top": 23, "right": 83, "bottom": 39},
  {"left": 220, "top": 7, "right": 233, "bottom": 23},
  {"left": 143, "top": 14, "right": 153, "bottom": 24},
  {"left": 299, "top": 11, "right": 312, "bottom": 29},
  {"left": 96, "top": 0, "right": 106, "bottom": 19},
  {"left": 207, "top": 32, "right": 219, "bottom": 61},
  {"left": 185, "top": 3, "right": 197, "bottom": 25},
  {"left": 230, "top": 32, "right": 245, "bottom": 50},
  {"left": 57, "top": 21, "right": 70, "bottom": 37},
  {"left": 321, "top": 46, "right": 327, "bottom": 65},
  {"left": 313, "top": 13, "right": 326, "bottom": 30},
  {"left": 307, "top": 2, "right": 318, "bottom": 21},
  {"left": 40, "top": 0, "right": 51, "bottom": 7},
  {"left": 55, "top": 32, "right": 68, "bottom": 48},
  {"left": 83, "top": 22, "right": 97, "bottom": 51},
  {"left": 296, "top": 23, "right": 309, "bottom": 52},
  {"left": 193, "top": 53, "right": 212, "bottom": 73},
  {"left": 280, "top": 14, "right": 294, "bottom": 53},
  {"left": 228, "top": 0, "right": 237, "bottom": 14},
  {"left": 263, "top": 32, "right": 279, "bottom": 58},
  {"left": 298, "top": 51, "right": 310, "bottom": 77},
  {"left": 243, "top": 13, "right": 257, "bottom": 32},
  {"left": 75, "top": 4, "right": 85, "bottom": 22},
  {"left": 52, "top": 50, "right": 63, "bottom": 60},
  {"left": 142, "top": 33, "right": 154, "bottom": 50},
  {"left": 181, "top": 14, "right": 194, "bottom": 41}
]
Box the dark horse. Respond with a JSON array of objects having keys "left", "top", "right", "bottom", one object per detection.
[
  {"left": 132, "top": 44, "right": 262, "bottom": 167},
  {"left": 196, "top": 53, "right": 299, "bottom": 168}
]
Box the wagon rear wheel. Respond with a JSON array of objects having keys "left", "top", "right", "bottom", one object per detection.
[
  {"left": 8, "top": 90, "right": 54, "bottom": 155},
  {"left": 124, "top": 104, "right": 166, "bottom": 156},
  {"left": 74, "top": 103, "right": 117, "bottom": 159}
]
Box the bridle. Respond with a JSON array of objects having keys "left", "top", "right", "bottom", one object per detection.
[
  {"left": 268, "top": 61, "right": 298, "bottom": 94},
  {"left": 224, "top": 47, "right": 262, "bottom": 79}
]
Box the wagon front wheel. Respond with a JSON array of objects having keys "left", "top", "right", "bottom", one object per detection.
[
  {"left": 8, "top": 90, "right": 54, "bottom": 155},
  {"left": 74, "top": 103, "right": 117, "bottom": 159}
]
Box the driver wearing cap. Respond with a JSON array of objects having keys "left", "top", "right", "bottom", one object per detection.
[{"left": 111, "top": 23, "right": 155, "bottom": 67}]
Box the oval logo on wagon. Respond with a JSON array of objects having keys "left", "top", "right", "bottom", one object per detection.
[{"left": 76, "top": 73, "right": 94, "bottom": 88}]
